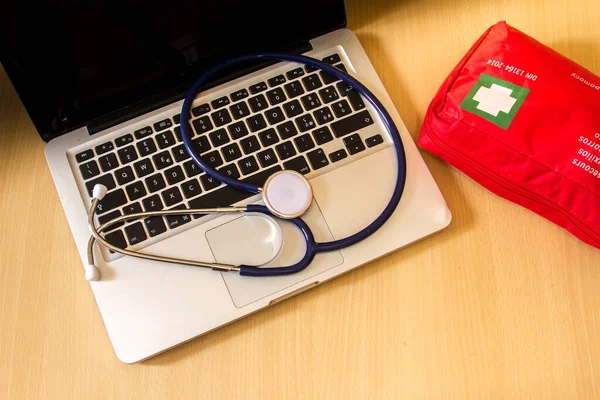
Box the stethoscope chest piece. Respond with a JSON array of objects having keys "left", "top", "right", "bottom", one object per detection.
[{"left": 262, "top": 170, "right": 313, "bottom": 219}]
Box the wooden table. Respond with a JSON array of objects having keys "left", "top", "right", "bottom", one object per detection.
[{"left": 1, "top": 0, "right": 599, "bottom": 398}]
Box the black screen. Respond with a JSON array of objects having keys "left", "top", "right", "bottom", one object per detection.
[{"left": 1, "top": 1, "right": 346, "bottom": 140}]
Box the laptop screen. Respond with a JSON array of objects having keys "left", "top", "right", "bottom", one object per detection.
[{"left": 1, "top": 0, "right": 346, "bottom": 141}]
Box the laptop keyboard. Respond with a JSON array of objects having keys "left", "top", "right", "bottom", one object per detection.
[{"left": 73, "top": 53, "right": 385, "bottom": 252}]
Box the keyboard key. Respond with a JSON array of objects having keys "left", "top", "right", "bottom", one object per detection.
[
  {"left": 294, "top": 134, "right": 315, "bottom": 152},
  {"left": 331, "top": 110, "right": 374, "bottom": 138},
  {"left": 318, "top": 86, "right": 339, "bottom": 103},
  {"left": 229, "top": 102, "right": 251, "bottom": 120},
  {"left": 173, "top": 126, "right": 182, "bottom": 142},
  {"left": 200, "top": 174, "right": 221, "bottom": 191},
  {"left": 192, "top": 103, "right": 210, "bottom": 117},
  {"left": 283, "top": 81, "right": 305, "bottom": 98},
  {"left": 238, "top": 156, "right": 259, "bottom": 175},
  {"left": 156, "top": 130, "right": 176, "bottom": 149},
  {"left": 277, "top": 121, "right": 298, "bottom": 139},
  {"left": 203, "top": 150, "right": 223, "bottom": 168},
  {"left": 133, "top": 158, "right": 154, "bottom": 178},
  {"left": 249, "top": 82, "right": 268, "bottom": 94},
  {"left": 275, "top": 141, "right": 297, "bottom": 160},
  {"left": 152, "top": 151, "right": 173, "bottom": 170},
  {"left": 305, "top": 64, "right": 318, "bottom": 73},
  {"left": 329, "top": 149, "right": 348, "bottom": 163},
  {"left": 85, "top": 174, "right": 115, "bottom": 196},
  {"left": 145, "top": 173, "right": 166, "bottom": 193},
  {"left": 95, "top": 141, "right": 114, "bottom": 155},
  {"left": 268, "top": 74, "right": 286, "bottom": 87},
  {"left": 336, "top": 81, "right": 352, "bottom": 95},
  {"left": 312, "top": 127, "right": 333, "bottom": 145},
  {"left": 257, "top": 148, "right": 278, "bottom": 168},
  {"left": 209, "top": 128, "right": 230, "bottom": 147},
  {"left": 222, "top": 142, "right": 242, "bottom": 162},
  {"left": 258, "top": 128, "right": 279, "bottom": 146},
  {"left": 228, "top": 121, "right": 248, "bottom": 139},
  {"left": 123, "top": 202, "right": 143, "bottom": 217},
  {"left": 265, "top": 106, "right": 285, "bottom": 125},
  {"left": 295, "top": 114, "right": 316, "bottom": 132},
  {"left": 164, "top": 165, "right": 185, "bottom": 185},
  {"left": 144, "top": 216, "right": 167, "bottom": 237},
  {"left": 172, "top": 144, "right": 191, "bottom": 162},
  {"left": 248, "top": 94, "right": 268, "bottom": 113},
  {"left": 137, "top": 138, "right": 157, "bottom": 157},
  {"left": 133, "top": 126, "right": 153, "bottom": 139},
  {"left": 240, "top": 136, "right": 261, "bottom": 154},
  {"left": 343, "top": 133, "right": 366, "bottom": 155},
  {"left": 181, "top": 178, "right": 202, "bottom": 199},
  {"left": 75, "top": 150, "right": 94, "bottom": 163},
  {"left": 192, "top": 116, "right": 213, "bottom": 135},
  {"left": 173, "top": 114, "right": 181, "bottom": 125},
  {"left": 126, "top": 181, "right": 147, "bottom": 201},
  {"left": 98, "top": 154, "right": 119, "bottom": 172},
  {"left": 142, "top": 194, "right": 163, "bottom": 211},
  {"left": 347, "top": 89, "right": 366, "bottom": 111},
  {"left": 105, "top": 230, "right": 127, "bottom": 250},
  {"left": 322, "top": 54, "right": 341, "bottom": 64},
  {"left": 313, "top": 106, "right": 334, "bottom": 125},
  {"left": 115, "top": 165, "right": 135, "bottom": 185},
  {"left": 366, "top": 134, "right": 384, "bottom": 147},
  {"left": 117, "top": 145, "right": 138, "bottom": 164},
  {"left": 334, "top": 63, "right": 347, "bottom": 73},
  {"left": 302, "top": 74, "right": 323, "bottom": 91},
  {"left": 283, "top": 156, "right": 310, "bottom": 175},
  {"left": 125, "top": 222, "right": 147, "bottom": 246},
  {"left": 211, "top": 109, "right": 232, "bottom": 127},
  {"left": 211, "top": 96, "right": 230, "bottom": 109},
  {"left": 166, "top": 205, "right": 192, "bottom": 229},
  {"left": 266, "top": 87, "right": 286, "bottom": 105},
  {"left": 219, "top": 164, "right": 240, "bottom": 180},
  {"left": 301, "top": 93, "right": 321, "bottom": 111},
  {"left": 79, "top": 160, "right": 100, "bottom": 180},
  {"left": 161, "top": 186, "right": 183, "bottom": 207},
  {"left": 183, "top": 160, "right": 202, "bottom": 177},
  {"left": 331, "top": 99, "right": 351, "bottom": 118},
  {"left": 286, "top": 68, "right": 304, "bottom": 80},
  {"left": 153, "top": 118, "right": 172, "bottom": 132},
  {"left": 98, "top": 210, "right": 123, "bottom": 232},
  {"left": 307, "top": 149, "right": 329, "bottom": 170},
  {"left": 282, "top": 99, "right": 302, "bottom": 118},
  {"left": 320, "top": 70, "right": 339, "bottom": 85},
  {"left": 187, "top": 166, "right": 281, "bottom": 217},
  {"left": 192, "top": 136, "right": 211, "bottom": 154},
  {"left": 247, "top": 114, "right": 267, "bottom": 132},
  {"left": 97, "top": 189, "right": 127, "bottom": 215},
  {"left": 230, "top": 88, "right": 249, "bottom": 102}
]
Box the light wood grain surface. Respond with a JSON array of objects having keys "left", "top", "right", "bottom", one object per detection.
[{"left": 2, "top": 0, "right": 600, "bottom": 398}]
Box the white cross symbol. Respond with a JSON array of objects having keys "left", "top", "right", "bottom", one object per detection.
[{"left": 472, "top": 84, "right": 518, "bottom": 117}]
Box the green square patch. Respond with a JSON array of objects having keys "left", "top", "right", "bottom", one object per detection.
[{"left": 459, "top": 73, "right": 530, "bottom": 129}]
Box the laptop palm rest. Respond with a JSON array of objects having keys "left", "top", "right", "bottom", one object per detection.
[{"left": 208, "top": 200, "right": 343, "bottom": 308}]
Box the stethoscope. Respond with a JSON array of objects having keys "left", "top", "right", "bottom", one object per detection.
[{"left": 84, "top": 53, "right": 407, "bottom": 281}]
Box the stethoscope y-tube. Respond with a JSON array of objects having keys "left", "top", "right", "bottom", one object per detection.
[{"left": 85, "top": 53, "right": 407, "bottom": 281}]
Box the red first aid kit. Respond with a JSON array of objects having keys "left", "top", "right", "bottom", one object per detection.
[{"left": 418, "top": 21, "right": 600, "bottom": 250}]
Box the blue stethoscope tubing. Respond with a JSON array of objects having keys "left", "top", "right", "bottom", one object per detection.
[{"left": 180, "top": 53, "right": 407, "bottom": 277}]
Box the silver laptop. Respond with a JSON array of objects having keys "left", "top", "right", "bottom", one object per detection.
[{"left": 2, "top": 1, "right": 451, "bottom": 362}]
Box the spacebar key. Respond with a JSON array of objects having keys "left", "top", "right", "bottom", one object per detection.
[
  {"left": 188, "top": 166, "right": 282, "bottom": 217},
  {"left": 330, "top": 110, "right": 374, "bottom": 138}
]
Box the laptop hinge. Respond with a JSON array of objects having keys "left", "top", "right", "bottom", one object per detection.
[{"left": 86, "top": 41, "right": 313, "bottom": 136}]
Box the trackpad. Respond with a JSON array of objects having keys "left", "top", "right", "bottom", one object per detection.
[{"left": 206, "top": 201, "right": 344, "bottom": 308}]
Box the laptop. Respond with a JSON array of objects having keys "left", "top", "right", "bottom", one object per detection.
[{"left": 1, "top": 0, "right": 451, "bottom": 363}]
